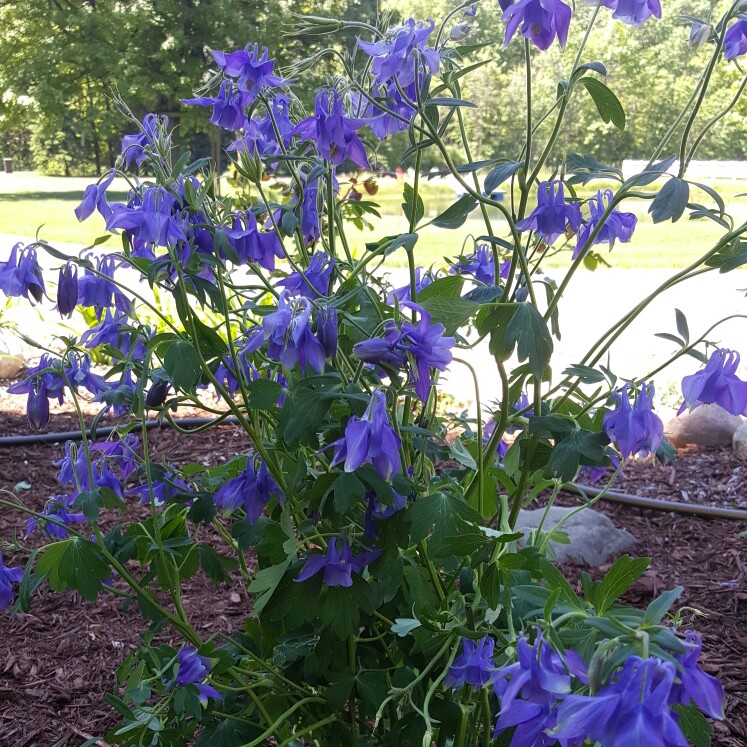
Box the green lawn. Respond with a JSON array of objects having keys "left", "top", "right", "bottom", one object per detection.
[{"left": 0, "top": 171, "right": 741, "bottom": 269}]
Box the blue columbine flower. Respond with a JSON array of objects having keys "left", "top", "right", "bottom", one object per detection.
[
  {"left": 603, "top": 382, "right": 663, "bottom": 459},
  {"left": 295, "top": 536, "right": 381, "bottom": 587},
  {"left": 75, "top": 169, "right": 115, "bottom": 222},
  {"left": 553, "top": 656, "right": 693, "bottom": 747},
  {"left": 445, "top": 636, "right": 497, "bottom": 688},
  {"left": 0, "top": 550, "right": 23, "bottom": 613},
  {"left": 292, "top": 89, "right": 370, "bottom": 168},
  {"left": 357, "top": 19, "right": 440, "bottom": 88},
  {"left": 229, "top": 94, "right": 295, "bottom": 165},
  {"left": 725, "top": 16, "right": 747, "bottom": 60},
  {"left": 224, "top": 209, "right": 284, "bottom": 270},
  {"left": 503, "top": 0, "right": 572, "bottom": 50},
  {"left": 262, "top": 291, "right": 329, "bottom": 374},
  {"left": 387, "top": 267, "right": 435, "bottom": 304},
  {"left": 182, "top": 80, "right": 251, "bottom": 131},
  {"left": 492, "top": 631, "right": 588, "bottom": 746},
  {"left": 211, "top": 43, "right": 287, "bottom": 98},
  {"left": 0, "top": 243, "right": 45, "bottom": 304},
  {"left": 57, "top": 263, "right": 79, "bottom": 318},
  {"left": 277, "top": 251, "right": 335, "bottom": 298},
  {"left": 602, "top": 0, "right": 662, "bottom": 25},
  {"left": 670, "top": 631, "right": 724, "bottom": 720},
  {"left": 214, "top": 457, "right": 282, "bottom": 523},
  {"left": 175, "top": 647, "right": 223, "bottom": 707},
  {"left": 331, "top": 391, "right": 402, "bottom": 479},
  {"left": 27, "top": 495, "right": 86, "bottom": 540},
  {"left": 574, "top": 189, "right": 637, "bottom": 259},
  {"left": 516, "top": 181, "right": 582, "bottom": 245},
  {"left": 354, "top": 82, "right": 418, "bottom": 140},
  {"left": 91, "top": 435, "right": 140, "bottom": 480},
  {"left": 8, "top": 354, "right": 67, "bottom": 429},
  {"left": 121, "top": 113, "right": 165, "bottom": 169},
  {"left": 680, "top": 348, "right": 747, "bottom": 416},
  {"left": 364, "top": 489, "right": 408, "bottom": 537},
  {"left": 316, "top": 305, "right": 338, "bottom": 360},
  {"left": 450, "top": 245, "right": 512, "bottom": 286},
  {"left": 80, "top": 309, "right": 147, "bottom": 358},
  {"left": 77, "top": 254, "right": 132, "bottom": 319}
]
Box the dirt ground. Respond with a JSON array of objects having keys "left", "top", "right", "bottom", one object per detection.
[{"left": 0, "top": 399, "right": 745, "bottom": 747}]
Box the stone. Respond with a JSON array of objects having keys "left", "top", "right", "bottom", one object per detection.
[
  {"left": 664, "top": 404, "right": 743, "bottom": 448},
  {"left": 515, "top": 506, "right": 636, "bottom": 566},
  {"left": 733, "top": 422, "right": 747, "bottom": 460},
  {"left": 0, "top": 354, "right": 24, "bottom": 380}
]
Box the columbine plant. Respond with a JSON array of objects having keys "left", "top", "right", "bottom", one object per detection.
[{"left": 1, "top": 1, "right": 746, "bottom": 745}]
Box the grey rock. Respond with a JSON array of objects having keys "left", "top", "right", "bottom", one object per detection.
[
  {"left": 733, "top": 422, "right": 747, "bottom": 460},
  {"left": 665, "top": 404, "right": 743, "bottom": 448},
  {"left": 0, "top": 354, "right": 23, "bottom": 380},
  {"left": 515, "top": 506, "right": 636, "bottom": 566}
]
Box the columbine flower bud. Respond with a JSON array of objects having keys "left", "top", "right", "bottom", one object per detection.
[
  {"left": 57, "top": 263, "right": 79, "bottom": 318},
  {"left": 145, "top": 379, "right": 171, "bottom": 408},
  {"left": 316, "top": 306, "right": 338, "bottom": 360},
  {"left": 26, "top": 379, "right": 50, "bottom": 431}
]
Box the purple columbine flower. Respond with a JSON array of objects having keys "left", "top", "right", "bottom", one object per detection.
[
  {"left": 295, "top": 536, "right": 381, "bottom": 587},
  {"left": 601, "top": 0, "right": 662, "bottom": 25},
  {"left": 175, "top": 647, "right": 223, "bottom": 707},
  {"left": 0, "top": 243, "right": 45, "bottom": 304},
  {"left": 211, "top": 43, "right": 286, "bottom": 98},
  {"left": 516, "top": 181, "right": 582, "bottom": 245},
  {"left": 182, "top": 80, "right": 251, "bottom": 130},
  {"left": 262, "top": 291, "right": 328, "bottom": 374},
  {"left": 689, "top": 20, "right": 711, "bottom": 50},
  {"left": 669, "top": 631, "right": 724, "bottom": 720},
  {"left": 80, "top": 309, "right": 146, "bottom": 358},
  {"left": 483, "top": 419, "right": 510, "bottom": 461},
  {"left": 77, "top": 253, "right": 132, "bottom": 319},
  {"left": 603, "top": 382, "right": 663, "bottom": 459},
  {"left": 224, "top": 209, "right": 284, "bottom": 271},
  {"left": 135, "top": 470, "right": 192, "bottom": 507},
  {"left": 553, "top": 656, "right": 695, "bottom": 747},
  {"left": 75, "top": 169, "right": 115, "bottom": 222},
  {"left": 679, "top": 348, "right": 747, "bottom": 416},
  {"left": 364, "top": 489, "right": 408, "bottom": 537},
  {"left": 292, "top": 89, "right": 370, "bottom": 169},
  {"left": 65, "top": 354, "right": 109, "bottom": 400},
  {"left": 91, "top": 435, "right": 139, "bottom": 480},
  {"left": 330, "top": 390, "right": 402, "bottom": 480},
  {"left": 445, "top": 637, "right": 497, "bottom": 688},
  {"left": 356, "top": 82, "right": 418, "bottom": 140},
  {"left": 0, "top": 550, "right": 23, "bottom": 613},
  {"left": 450, "top": 245, "right": 512, "bottom": 286},
  {"left": 316, "top": 305, "right": 338, "bottom": 360},
  {"left": 573, "top": 189, "right": 637, "bottom": 259},
  {"left": 107, "top": 185, "right": 188, "bottom": 249},
  {"left": 357, "top": 19, "right": 440, "bottom": 88},
  {"left": 724, "top": 16, "right": 747, "bottom": 60},
  {"left": 277, "top": 252, "right": 335, "bottom": 298},
  {"left": 492, "top": 631, "right": 588, "bottom": 746},
  {"left": 387, "top": 267, "right": 435, "bottom": 304},
  {"left": 214, "top": 457, "right": 282, "bottom": 523},
  {"left": 56, "top": 263, "right": 79, "bottom": 318},
  {"left": 27, "top": 495, "right": 86, "bottom": 539},
  {"left": 121, "top": 113, "right": 164, "bottom": 169},
  {"left": 354, "top": 306, "right": 455, "bottom": 403},
  {"left": 503, "top": 0, "right": 572, "bottom": 50}
]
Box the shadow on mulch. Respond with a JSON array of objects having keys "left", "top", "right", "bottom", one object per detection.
[{"left": 0, "top": 407, "right": 745, "bottom": 746}]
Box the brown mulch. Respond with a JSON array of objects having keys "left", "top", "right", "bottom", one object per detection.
[{"left": 0, "top": 396, "right": 746, "bottom": 745}]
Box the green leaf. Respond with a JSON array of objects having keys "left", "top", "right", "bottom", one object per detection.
[
  {"left": 248, "top": 559, "right": 290, "bottom": 616},
  {"left": 356, "top": 670, "right": 389, "bottom": 718},
  {"left": 674, "top": 309, "right": 689, "bottom": 344},
  {"left": 332, "top": 472, "right": 365, "bottom": 514},
  {"left": 484, "top": 161, "right": 522, "bottom": 194},
  {"left": 392, "top": 617, "right": 422, "bottom": 637},
  {"left": 163, "top": 339, "right": 202, "bottom": 392},
  {"left": 246, "top": 379, "right": 283, "bottom": 409},
  {"left": 320, "top": 578, "right": 373, "bottom": 639},
  {"left": 550, "top": 429, "right": 609, "bottom": 482},
  {"left": 650, "top": 178, "right": 690, "bottom": 223},
  {"left": 705, "top": 238, "right": 747, "bottom": 273},
  {"left": 198, "top": 545, "right": 239, "bottom": 585},
  {"left": 540, "top": 560, "right": 587, "bottom": 612},
  {"left": 579, "top": 77, "right": 626, "bottom": 130},
  {"left": 417, "top": 275, "right": 463, "bottom": 302},
  {"left": 37, "top": 538, "right": 111, "bottom": 601},
  {"left": 448, "top": 437, "right": 477, "bottom": 470},
  {"left": 643, "top": 586, "right": 683, "bottom": 626},
  {"left": 563, "top": 364, "right": 605, "bottom": 384},
  {"left": 594, "top": 555, "right": 651, "bottom": 614},
  {"left": 431, "top": 195, "right": 478, "bottom": 229},
  {"left": 384, "top": 233, "right": 419, "bottom": 256},
  {"left": 424, "top": 96, "right": 476, "bottom": 108},
  {"left": 407, "top": 492, "right": 484, "bottom": 547},
  {"left": 672, "top": 704, "right": 713, "bottom": 747},
  {"left": 418, "top": 297, "right": 478, "bottom": 335},
  {"left": 402, "top": 183, "right": 424, "bottom": 226},
  {"left": 504, "top": 303, "right": 553, "bottom": 379}
]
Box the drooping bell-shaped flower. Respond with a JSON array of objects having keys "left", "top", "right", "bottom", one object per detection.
[
  {"left": 603, "top": 382, "right": 663, "bottom": 459},
  {"left": 75, "top": 169, "right": 115, "bottom": 222},
  {"left": 503, "top": 0, "right": 572, "bottom": 50},
  {"left": 214, "top": 457, "right": 282, "bottom": 523},
  {"left": 295, "top": 536, "right": 381, "bottom": 587},
  {"left": 679, "top": 349, "right": 747, "bottom": 416},
  {"left": 601, "top": 0, "right": 662, "bottom": 26},
  {"left": 277, "top": 251, "right": 335, "bottom": 298},
  {"left": 516, "top": 181, "right": 582, "bottom": 245},
  {"left": 0, "top": 550, "right": 23, "bottom": 613},
  {"left": 0, "top": 243, "right": 45, "bottom": 304},
  {"left": 121, "top": 113, "right": 165, "bottom": 169},
  {"left": 387, "top": 267, "right": 435, "bottom": 304},
  {"left": 445, "top": 637, "right": 497, "bottom": 688},
  {"left": 224, "top": 209, "right": 284, "bottom": 271},
  {"left": 175, "top": 647, "right": 223, "bottom": 707},
  {"left": 724, "top": 17, "right": 747, "bottom": 60},
  {"left": 330, "top": 390, "right": 402, "bottom": 479},
  {"left": 669, "top": 631, "right": 724, "bottom": 720},
  {"left": 56, "top": 263, "right": 79, "bottom": 318},
  {"left": 27, "top": 495, "right": 86, "bottom": 540},
  {"left": 211, "top": 43, "right": 287, "bottom": 99},
  {"left": 182, "top": 80, "right": 251, "bottom": 131},
  {"left": 574, "top": 189, "right": 637, "bottom": 259}
]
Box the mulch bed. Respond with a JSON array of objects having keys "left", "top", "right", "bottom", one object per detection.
[{"left": 0, "top": 399, "right": 746, "bottom": 746}]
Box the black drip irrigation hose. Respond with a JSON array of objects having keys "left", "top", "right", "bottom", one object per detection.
[
  {"left": 570, "top": 483, "right": 747, "bottom": 522},
  {"left": 0, "top": 417, "right": 236, "bottom": 446},
  {"left": 1, "top": 420, "right": 745, "bottom": 521}
]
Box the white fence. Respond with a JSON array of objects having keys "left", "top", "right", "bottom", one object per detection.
[{"left": 622, "top": 159, "right": 747, "bottom": 181}]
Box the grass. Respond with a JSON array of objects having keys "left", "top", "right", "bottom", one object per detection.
[{"left": 0, "top": 170, "right": 743, "bottom": 269}]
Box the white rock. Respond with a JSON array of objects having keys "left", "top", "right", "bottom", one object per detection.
[
  {"left": 516, "top": 506, "right": 635, "bottom": 566},
  {"left": 0, "top": 354, "right": 24, "bottom": 380},
  {"left": 733, "top": 422, "right": 747, "bottom": 460},
  {"left": 665, "top": 404, "right": 743, "bottom": 448}
]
